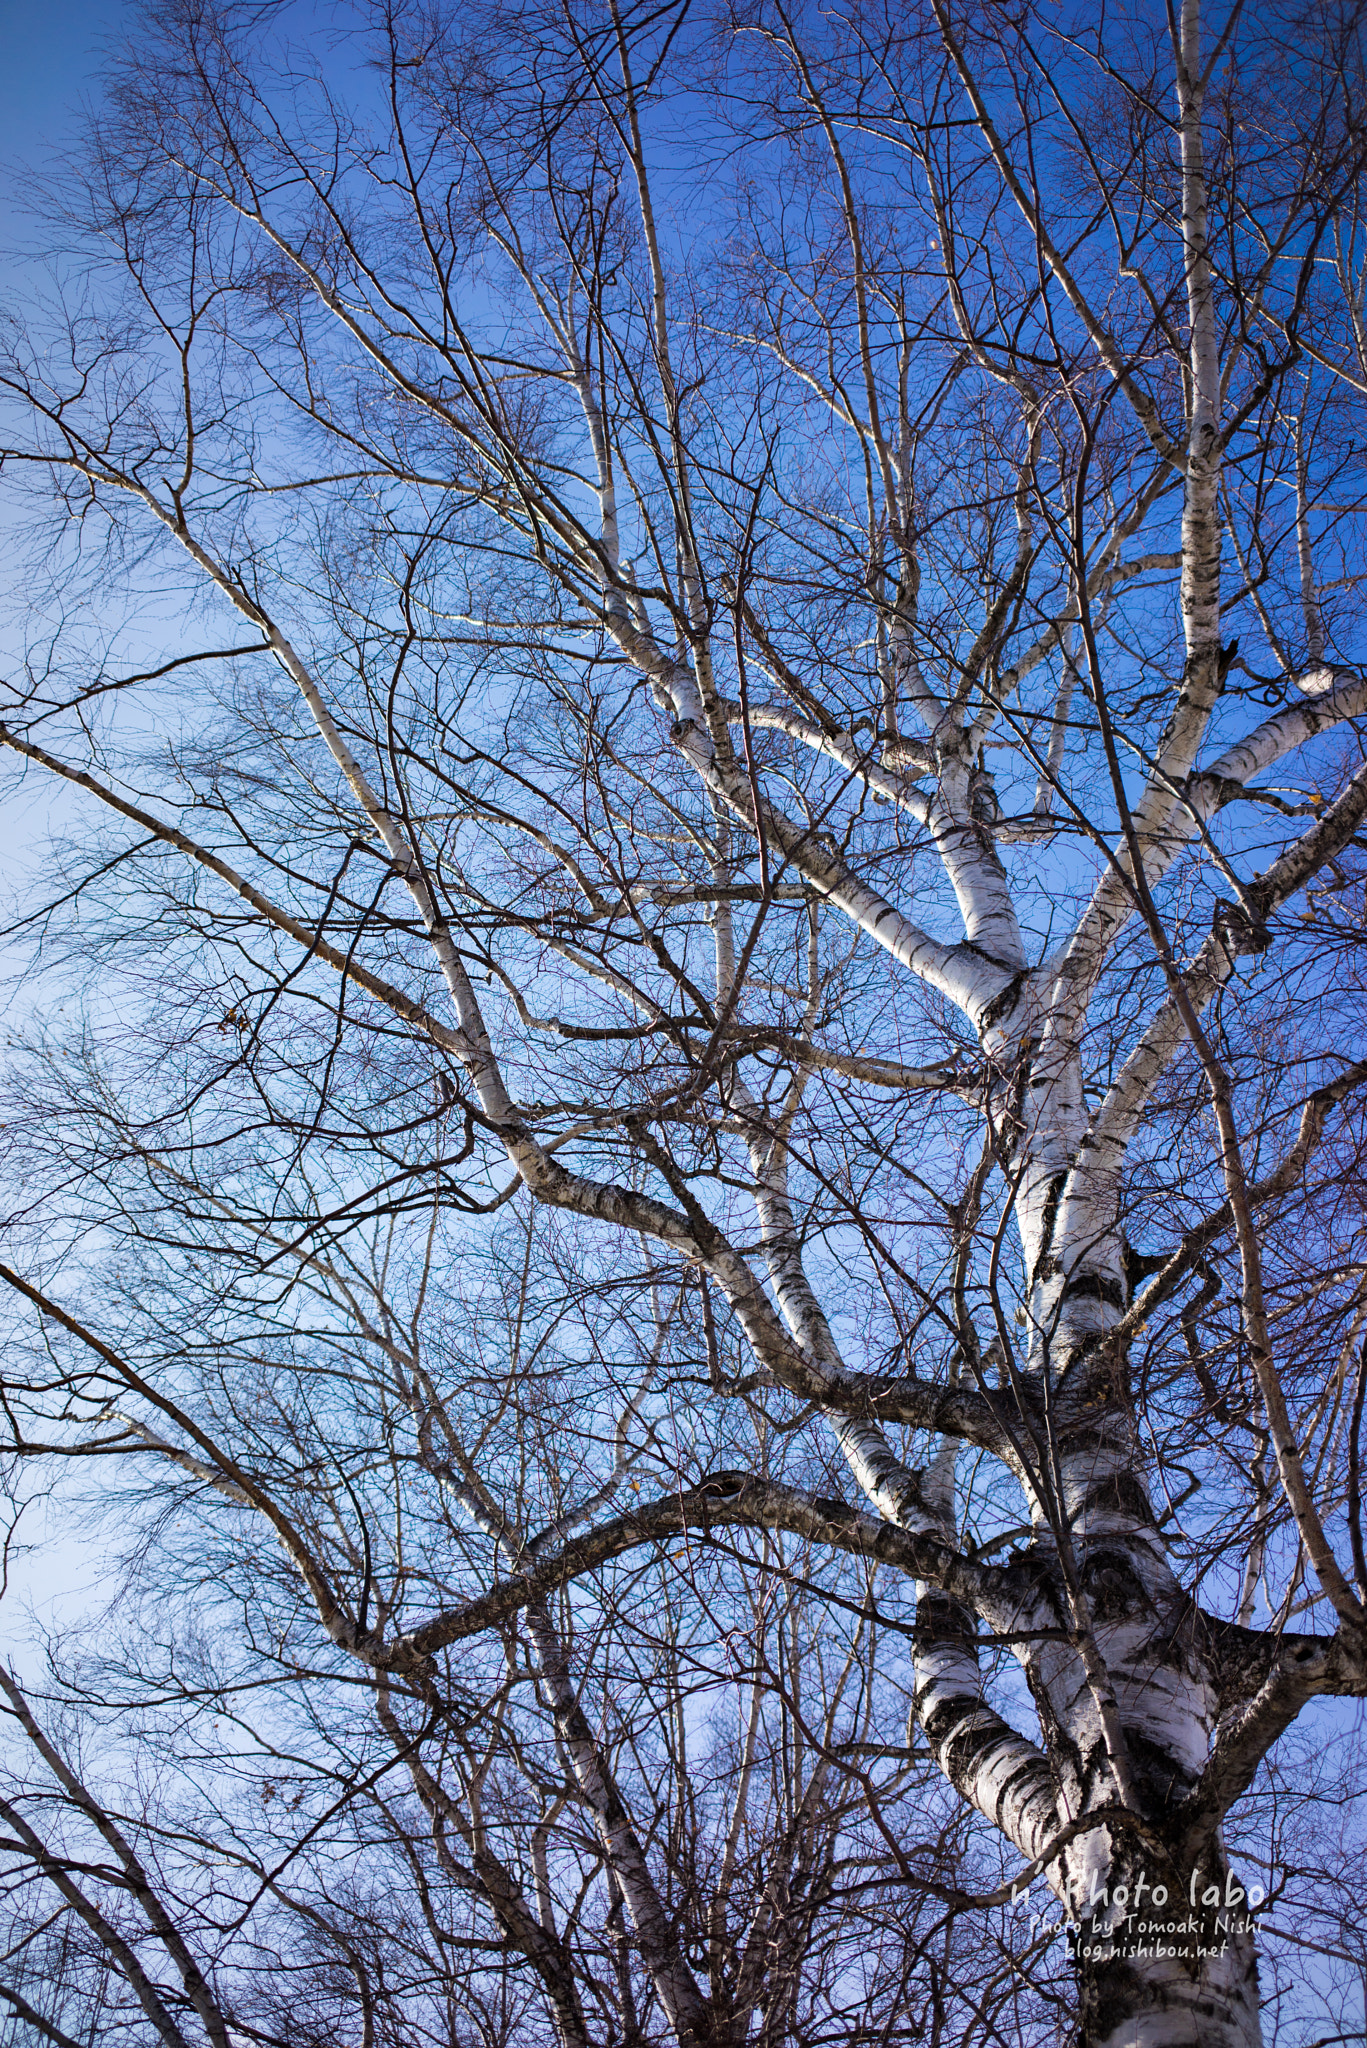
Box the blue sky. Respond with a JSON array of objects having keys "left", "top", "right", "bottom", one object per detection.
[
  {"left": 1, "top": 2, "right": 125, "bottom": 994},
  {"left": 0, "top": 0, "right": 112, "bottom": 1601},
  {"left": 0, "top": 0, "right": 123, "bottom": 174}
]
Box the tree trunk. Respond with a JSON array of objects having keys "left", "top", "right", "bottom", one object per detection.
[
  {"left": 1008, "top": 1117, "right": 1268, "bottom": 2048},
  {"left": 1077, "top": 1926, "right": 1262, "bottom": 2048}
]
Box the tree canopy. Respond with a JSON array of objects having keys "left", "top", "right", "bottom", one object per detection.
[{"left": 3, "top": 2, "right": 1367, "bottom": 2044}]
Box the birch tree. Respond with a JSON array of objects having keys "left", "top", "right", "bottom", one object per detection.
[{"left": 4, "top": 0, "right": 1367, "bottom": 2043}]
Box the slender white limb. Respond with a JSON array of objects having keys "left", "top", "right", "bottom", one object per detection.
[{"left": 731, "top": 700, "right": 932, "bottom": 821}]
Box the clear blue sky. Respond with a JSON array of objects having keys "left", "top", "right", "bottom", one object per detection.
[
  {"left": 0, "top": 0, "right": 123, "bottom": 176},
  {"left": 0, "top": 3, "right": 125, "bottom": 991}
]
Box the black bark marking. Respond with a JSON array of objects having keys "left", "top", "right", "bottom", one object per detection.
[
  {"left": 1060, "top": 1271, "right": 1126, "bottom": 1311},
  {"left": 1079, "top": 1471, "right": 1160, "bottom": 1529},
  {"left": 977, "top": 968, "right": 1029, "bottom": 1038}
]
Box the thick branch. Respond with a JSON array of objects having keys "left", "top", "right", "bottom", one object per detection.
[
  {"left": 394, "top": 1473, "right": 1046, "bottom": 1663},
  {"left": 1181, "top": 1620, "right": 1367, "bottom": 1856}
]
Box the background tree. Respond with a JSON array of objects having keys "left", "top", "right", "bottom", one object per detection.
[{"left": 3, "top": 1, "right": 1367, "bottom": 2044}]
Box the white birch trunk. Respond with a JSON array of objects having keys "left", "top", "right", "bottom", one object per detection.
[
  {"left": 1078, "top": 1929, "right": 1262, "bottom": 2048},
  {"left": 978, "top": 1146, "right": 1268, "bottom": 2046}
]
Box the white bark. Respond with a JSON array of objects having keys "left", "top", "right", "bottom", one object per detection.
[{"left": 1083, "top": 1933, "right": 1263, "bottom": 2048}]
